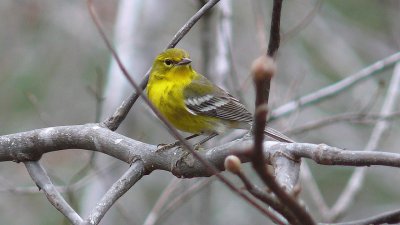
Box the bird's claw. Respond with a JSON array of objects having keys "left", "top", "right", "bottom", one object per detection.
[
  {"left": 193, "top": 143, "right": 204, "bottom": 151},
  {"left": 156, "top": 141, "right": 180, "bottom": 152}
]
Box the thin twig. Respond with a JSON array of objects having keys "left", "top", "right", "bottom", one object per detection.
[
  {"left": 251, "top": 0, "right": 268, "bottom": 51},
  {"left": 153, "top": 179, "right": 214, "bottom": 225},
  {"left": 300, "top": 162, "right": 330, "bottom": 218},
  {"left": 287, "top": 111, "right": 400, "bottom": 135},
  {"left": 25, "top": 92, "right": 52, "bottom": 126},
  {"left": 327, "top": 62, "right": 400, "bottom": 222},
  {"left": 143, "top": 178, "right": 182, "bottom": 225},
  {"left": 94, "top": 68, "right": 105, "bottom": 123},
  {"left": 327, "top": 208, "right": 400, "bottom": 225},
  {"left": 198, "top": 0, "right": 213, "bottom": 77},
  {"left": 282, "top": 0, "right": 322, "bottom": 42},
  {"left": 270, "top": 52, "right": 400, "bottom": 120},
  {"left": 215, "top": 0, "right": 232, "bottom": 88},
  {"left": 215, "top": 0, "right": 244, "bottom": 102},
  {"left": 233, "top": 166, "right": 299, "bottom": 225},
  {"left": 252, "top": 0, "right": 316, "bottom": 224},
  {"left": 85, "top": 161, "right": 145, "bottom": 225}
]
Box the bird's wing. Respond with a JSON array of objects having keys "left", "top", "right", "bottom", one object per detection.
[{"left": 183, "top": 75, "right": 253, "bottom": 123}]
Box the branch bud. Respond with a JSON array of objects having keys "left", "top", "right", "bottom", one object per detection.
[
  {"left": 251, "top": 55, "right": 276, "bottom": 82},
  {"left": 292, "top": 184, "right": 302, "bottom": 199},
  {"left": 224, "top": 155, "right": 242, "bottom": 174}
]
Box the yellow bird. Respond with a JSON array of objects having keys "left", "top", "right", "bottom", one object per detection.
[{"left": 147, "top": 48, "right": 292, "bottom": 143}]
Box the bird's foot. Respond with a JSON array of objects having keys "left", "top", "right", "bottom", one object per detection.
[
  {"left": 193, "top": 143, "right": 204, "bottom": 151},
  {"left": 156, "top": 141, "right": 181, "bottom": 152},
  {"left": 156, "top": 133, "right": 202, "bottom": 152}
]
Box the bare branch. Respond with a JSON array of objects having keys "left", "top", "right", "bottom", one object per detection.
[
  {"left": 24, "top": 161, "right": 83, "bottom": 225},
  {"left": 270, "top": 52, "right": 400, "bottom": 120},
  {"left": 287, "top": 111, "right": 400, "bottom": 135},
  {"left": 4, "top": 124, "right": 400, "bottom": 224},
  {"left": 251, "top": 55, "right": 308, "bottom": 225},
  {"left": 198, "top": 0, "right": 213, "bottom": 77},
  {"left": 282, "top": 0, "right": 322, "bottom": 42},
  {"left": 288, "top": 143, "right": 400, "bottom": 167},
  {"left": 300, "top": 163, "right": 330, "bottom": 218},
  {"left": 84, "top": 160, "right": 145, "bottom": 225},
  {"left": 251, "top": 0, "right": 316, "bottom": 220},
  {"left": 214, "top": 0, "right": 231, "bottom": 88},
  {"left": 152, "top": 179, "right": 214, "bottom": 225},
  {"left": 250, "top": 0, "right": 267, "bottom": 51},
  {"left": 272, "top": 153, "right": 300, "bottom": 191},
  {"left": 142, "top": 178, "right": 182, "bottom": 225},
  {"left": 327, "top": 208, "right": 400, "bottom": 225},
  {"left": 225, "top": 155, "right": 299, "bottom": 225},
  {"left": 267, "top": 0, "right": 283, "bottom": 58},
  {"left": 327, "top": 62, "right": 400, "bottom": 222},
  {"left": 3, "top": 125, "right": 400, "bottom": 172}
]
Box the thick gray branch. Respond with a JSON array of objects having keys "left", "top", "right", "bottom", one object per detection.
[{"left": 2, "top": 124, "right": 400, "bottom": 178}]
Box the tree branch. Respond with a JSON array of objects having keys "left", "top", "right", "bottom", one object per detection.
[
  {"left": 328, "top": 208, "right": 400, "bottom": 225},
  {"left": 267, "top": 0, "right": 283, "bottom": 58},
  {"left": 24, "top": 161, "right": 83, "bottom": 225},
  {"left": 270, "top": 52, "right": 400, "bottom": 120},
  {"left": 327, "top": 61, "right": 400, "bottom": 222},
  {"left": 4, "top": 124, "right": 400, "bottom": 224},
  {"left": 3, "top": 125, "right": 400, "bottom": 173},
  {"left": 84, "top": 160, "right": 145, "bottom": 225}
]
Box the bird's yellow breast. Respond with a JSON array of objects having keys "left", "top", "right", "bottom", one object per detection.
[{"left": 147, "top": 75, "right": 222, "bottom": 134}]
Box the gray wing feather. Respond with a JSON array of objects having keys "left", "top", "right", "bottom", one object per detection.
[
  {"left": 183, "top": 76, "right": 253, "bottom": 123},
  {"left": 184, "top": 75, "right": 294, "bottom": 143}
]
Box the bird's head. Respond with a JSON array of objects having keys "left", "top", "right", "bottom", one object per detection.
[{"left": 150, "top": 48, "right": 194, "bottom": 80}]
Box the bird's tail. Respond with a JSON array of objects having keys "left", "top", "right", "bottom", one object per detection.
[{"left": 264, "top": 127, "right": 294, "bottom": 143}]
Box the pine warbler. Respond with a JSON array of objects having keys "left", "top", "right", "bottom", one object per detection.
[{"left": 147, "top": 48, "right": 292, "bottom": 143}]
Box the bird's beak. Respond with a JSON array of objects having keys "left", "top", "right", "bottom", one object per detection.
[{"left": 177, "top": 58, "right": 192, "bottom": 65}]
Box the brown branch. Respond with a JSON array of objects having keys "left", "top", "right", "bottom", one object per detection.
[
  {"left": 267, "top": 0, "right": 283, "bottom": 58},
  {"left": 251, "top": 55, "right": 273, "bottom": 169},
  {"left": 225, "top": 155, "right": 300, "bottom": 225},
  {"left": 251, "top": 0, "right": 315, "bottom": 223}
]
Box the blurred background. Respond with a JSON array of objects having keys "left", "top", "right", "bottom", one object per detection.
[{"left": 0, "top": 0, "right": 399, "bottom": 224}]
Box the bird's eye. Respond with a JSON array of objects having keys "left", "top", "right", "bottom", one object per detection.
[{"left": 164, "top": 59, "right": 173, "bottom": 66}]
